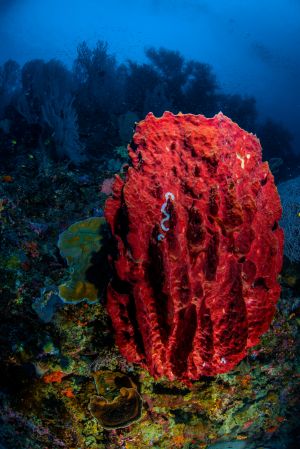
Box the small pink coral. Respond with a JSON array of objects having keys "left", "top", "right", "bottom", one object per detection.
[{"left": 101, "top": 177, "right": 115, "bottom": 195}]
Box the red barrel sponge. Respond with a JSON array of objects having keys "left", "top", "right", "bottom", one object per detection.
[{"left": 105, "top": 112, "right": 284, "bottom": 382}]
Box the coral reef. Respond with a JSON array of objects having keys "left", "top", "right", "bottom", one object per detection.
[
  {"left": 0, "top": 114, "right": 298, "bottom": 449},
  {"left": 105, "top": 112, "right": 284, "bottom": 381},
  {"left": 88, "top": 371, "right": 142, "bottom": 429},
  {"left": 277, "top": 175, "right": 300, "bottom": 262},
  {"left": 58, "top": 217, "right": 106, "bottom": 303}
]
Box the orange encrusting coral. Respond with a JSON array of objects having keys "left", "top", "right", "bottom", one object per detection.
[
  {"left": 105, "top": 112, "right": 284, "bottom": 382},
  {"left": 1, "top": 175, "right": 14, "bottom": 183},
  {"left": 43, "top": 370, "right": 66, "bottom": 383},
  {"left": 61, "top": 388, "right": 75, "bottom": 398}
]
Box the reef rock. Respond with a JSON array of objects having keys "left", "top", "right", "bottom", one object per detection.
[{"left": 104, "top": 112, "right": 284, "bottom": 381}]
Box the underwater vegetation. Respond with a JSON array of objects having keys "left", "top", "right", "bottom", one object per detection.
[{"left": 0, "top": 41, "right": 300, "bottom": 449}]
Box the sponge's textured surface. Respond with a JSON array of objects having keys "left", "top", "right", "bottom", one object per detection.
[{"left": 105, "top": 112, "right": 284, "bottom": 381}]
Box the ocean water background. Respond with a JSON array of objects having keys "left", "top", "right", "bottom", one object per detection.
[{"left": 1, "top": 0, "right": 300, "bottom": 154}]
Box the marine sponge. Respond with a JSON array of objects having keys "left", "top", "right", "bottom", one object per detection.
[{"left": 104, "top": 112, "right": 284, "bottom": 381}]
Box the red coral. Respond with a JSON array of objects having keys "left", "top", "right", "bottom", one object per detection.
[{"left": 104, "top": 112, "right": 284, "bottom": 381}]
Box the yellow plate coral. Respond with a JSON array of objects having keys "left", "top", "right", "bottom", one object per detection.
[{"left": 58, "top": 217, "right": 106, "bottom": 303}]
